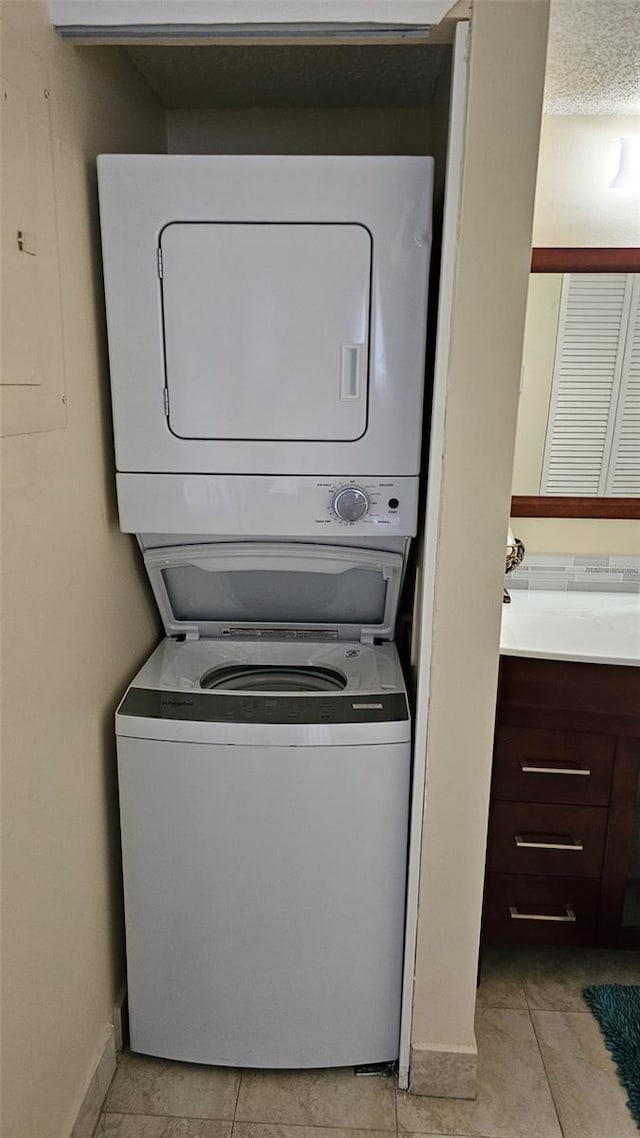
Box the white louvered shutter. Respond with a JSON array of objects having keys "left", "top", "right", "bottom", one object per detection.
[
  {"left": 541, "top": 274, "right": 634, "bottom": 495},
  {"left": 606, "top": 276, "right": 640, "bottom": 496}
]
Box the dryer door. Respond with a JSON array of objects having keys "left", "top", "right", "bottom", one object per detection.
[
  {"left": 160, "top": 223, "right": 371, "bottom": 443},
  {"left": 143, "top": 542, "right": 403, "bottom": 642}
]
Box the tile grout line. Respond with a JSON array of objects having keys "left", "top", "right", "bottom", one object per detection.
[
  {"left": 522, "top": 973, "right": 566, "bottom": 1132},
  {"left": 231, "top": 1068, "right": 244, "bottom": 1133},
  {"left": 101, "top": 1108, "right": 238, "bottom": 1123},
  {"left": 528, "top": 1007, "right": 568, "bottom": 1138},
  {"left": 523, "top": 973, "right": 534, "bottom": 1016},
  {"left": 103, "top": 1111, "right": 400, "bottom": 1133}
]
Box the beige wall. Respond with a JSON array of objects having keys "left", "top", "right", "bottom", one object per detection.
[
  {"left": 412, "top": 0, "right": 548, "bottom": 1056},
  {"left": 167, "top": 106, "right": 434, "bottom": 155},
  {"left": 512, "top": 517, "right": 640, "bottom": 557},
  {"left": 0, "top": 6, "right": 165, "bottom": 1137},
  {"left": 533, "top": 114, "right": 640, "bottom": 248},
  {"left": 512, "top": 113, "right": 640, "bottom": 554}
]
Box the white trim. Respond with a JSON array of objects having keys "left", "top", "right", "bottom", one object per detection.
[{"left": 398, "top": 19, "right": 469, "bottom": 1092}]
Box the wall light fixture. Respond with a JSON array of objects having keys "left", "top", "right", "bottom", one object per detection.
[{"left": 609, "top": 137, "right": 640, "bottom": 191}]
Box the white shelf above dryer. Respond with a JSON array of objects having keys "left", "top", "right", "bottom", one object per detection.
[{"left": 50, "top": 1, "right": 457, "bottom": 42}]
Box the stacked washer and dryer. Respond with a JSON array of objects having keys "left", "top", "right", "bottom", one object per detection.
[{"left": 98, "top": 155, "right": 433, "bottom": 1069}]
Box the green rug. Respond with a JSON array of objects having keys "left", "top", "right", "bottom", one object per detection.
[{"left": 583, "top": 985, "right": 640, "bottom": 1129}]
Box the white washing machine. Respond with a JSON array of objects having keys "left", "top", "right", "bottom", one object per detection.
[
  {"left": 116, "top": 540, "right": 412, "bottom": 1068},
  {"left": 97, "top": 155, "right": 433, "bottom": 534}
]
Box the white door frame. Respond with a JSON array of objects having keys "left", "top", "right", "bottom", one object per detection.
[{"left": 398, "top": 19, "right": 469, "bottom": 1091}]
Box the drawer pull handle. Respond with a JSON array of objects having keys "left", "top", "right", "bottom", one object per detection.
[
  {"left": 509, "top": 903, "right": 576, "bottom": 923},
  {"left": 514, "top": 833, "right": 584, "bottom": 852},
  {"left": 520, "top": 762, "right": 591, "bottom": 777}
]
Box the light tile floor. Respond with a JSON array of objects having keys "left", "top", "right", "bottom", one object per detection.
[{"left": 95, "top": 947, "right": 640, "bottom": 1138}]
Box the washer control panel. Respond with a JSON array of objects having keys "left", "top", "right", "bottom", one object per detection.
[{"left": 120, "top": 687, "right": 409, "bottom": 725}]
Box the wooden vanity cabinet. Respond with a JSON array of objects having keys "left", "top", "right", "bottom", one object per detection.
[{"left": 483, "top": 656, "right": 640, "bottom": 949}]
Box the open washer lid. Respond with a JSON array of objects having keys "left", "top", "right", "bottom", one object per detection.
[{"left": 143, "top": 542, "right": 404, "bottom": 643}]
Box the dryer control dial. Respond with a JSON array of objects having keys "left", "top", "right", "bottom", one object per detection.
[{"left": 332, "top": 486, "right": 370, "bottom": 523}]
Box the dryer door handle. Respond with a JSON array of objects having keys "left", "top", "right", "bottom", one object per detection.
[{"left": 340, "top": 344, "right": 365, "bottom": 400}]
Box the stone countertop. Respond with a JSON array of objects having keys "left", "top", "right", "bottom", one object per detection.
[{"left": 500, "top": 589, "right": 640, "bottom": 667}]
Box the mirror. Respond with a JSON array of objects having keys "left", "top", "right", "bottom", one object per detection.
[{"left": 511, "top": 248, "right": 640, "bottom": 520}]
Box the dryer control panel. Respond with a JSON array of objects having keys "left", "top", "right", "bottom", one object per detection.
[
  {"left": 116, "top": 473, "right": 420, "bottom": 537},
  {"left": 316, "top": 479, "right": 412, "bottom": 530}
]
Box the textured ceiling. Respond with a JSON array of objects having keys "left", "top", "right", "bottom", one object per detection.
[
  {"left": 124, "top": 42, "right": 448, "bottom": 109},
  {"left": 545, "top": 0, "right": 640, "bottom": 115}
]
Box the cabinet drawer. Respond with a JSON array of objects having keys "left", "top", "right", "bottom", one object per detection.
[
  {"left": 487, "top": 802, "right": 607, "bottom": 877},
  {"left": 483, "top": 874, "right": 600, "bottom": 945},
  {"left": 493, "top": 726, "right": 614, "bottom": 806}
]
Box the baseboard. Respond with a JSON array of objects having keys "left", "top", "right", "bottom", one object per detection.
[
  {"left": 409, "top": 1039, "right": 478, "bottom": 1099},
  {"left": 112, "top": 982, "right": 128, "bottom": 1052},
  {"left": 68, "top": 1023, "right": 117, "bottom": 1138}
]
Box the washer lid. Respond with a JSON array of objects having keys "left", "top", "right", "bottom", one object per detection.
[{"left": 143, "top": 542, "right": 404, "bottom": 643}]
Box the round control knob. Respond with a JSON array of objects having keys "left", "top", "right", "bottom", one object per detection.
[{"left": 332, "top": 486, "right": 370, "bottom": 523}]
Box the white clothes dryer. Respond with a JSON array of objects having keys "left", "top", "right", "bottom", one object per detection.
[
  {"left": 97, "top": 155, "right": 433, "bottom": 534},
  {"left": 115, "top": 541, "right": 412, "bottom": 1068}
]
